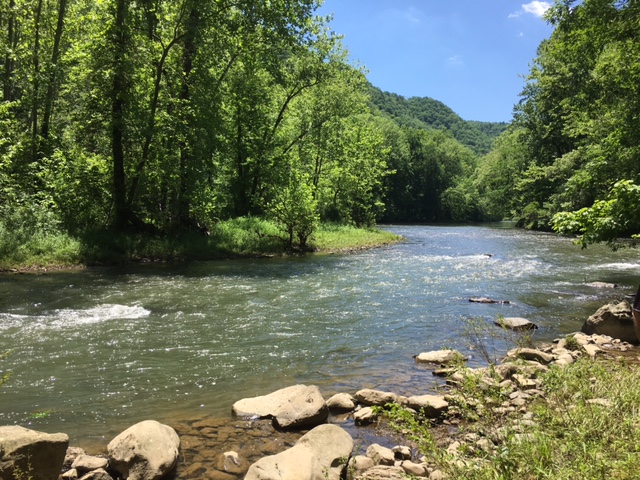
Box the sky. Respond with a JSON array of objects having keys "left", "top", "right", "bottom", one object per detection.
[{"left": 316, "top": 1, "right": 555, "bottom": 123}]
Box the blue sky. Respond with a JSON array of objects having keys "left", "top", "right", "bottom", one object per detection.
[{"left": 316, "top": 1, "right": 555, "bottom": 122}]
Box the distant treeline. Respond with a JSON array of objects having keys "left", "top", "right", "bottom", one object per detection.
[{"left": 1, "top": 0, "right": 636, "bottom": 255}]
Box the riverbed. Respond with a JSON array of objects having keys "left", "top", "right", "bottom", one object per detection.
[{"left": 0, "top": 224, "right": 638, "bottom": 448}]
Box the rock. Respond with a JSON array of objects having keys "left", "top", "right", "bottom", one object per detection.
[
  {"left": 244, "top": 424, "right": 353, "bottom": 480},
  {"left": 391, "top": 445, "right": 412, "bottom": 460},
  {"left": 353, "top": 406, "right": 377, "bottom": 425},
  {"left": 326, "top": 393, "right": 356, "bottom": 411},
  {"left": 582, "top": 301, "right": 637, "bottom": 343},
  {"left": 366, "top": 444, "right": 395, "bottom": 466},
  {"left": 107, "top": 420, "right": 180, "bottom": 480},
  {"left": 414, "top": 350, "right": 465, "bottom": 365},
  {"left": 496, "top": 317, "right": 538, "bottom": 331},
  {"left": 61, "top": 469, "right": 79, "bottom": 480},
  {"left": 355, "top": 465, "right": 405, "bottom": 479},
  {"left": 400, "top": 460, "right": 428, "bottom": 477},
  {"left": 347, "top": 455, "right": 375, "bottom": 480},
  {"left": 582, "top": 344, "right": 601, "bottom": 359},
  {"left": 213, "top": 451, "right": 245, "bottom": 475},
  {"left": 506, "top": 348, "right": 554, "bottom": 365},
  {"left": 78, "top": 469, "right": 112, "bottom": 480},
  {"left": 64, "top": 447, "right": 87, "bottom": 468},
  {"left": 354, "top": 389, "right": 398, "bottom": 407},
  {"left": 429, "top": 470, "right": 448, "bottom": 480},
  {"left": 469, "top": 297, "right": 510, "bottom": 304},
  {"left": 403, "top": 395, "right": 449, "bottom": 418},
  {"left": 232, "top": 384, "right": 328, "bottom": 429},
  {"left": 0, "top": 425, "right": 69, "bottom": 480},
  {"left": 71, "top": 455, "right": 109, "bottom": 474}
]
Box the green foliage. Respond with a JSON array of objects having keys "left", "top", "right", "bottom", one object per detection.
[
  {"left": 482, "top": 0, "right": 640, "bottom": 242},
  {"left": 552, "top": 179, "right": 640, "bottom": 249},
  {"left": 267, "top": 172, "right": 319, "bottom": 251},
  {"left": 369, "top": 87, "right": 507, "bottom": 155}
]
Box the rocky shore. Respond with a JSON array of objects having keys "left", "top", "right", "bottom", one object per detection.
[{"left": 1, "top": 299, "right": 638, "bottom": 480}]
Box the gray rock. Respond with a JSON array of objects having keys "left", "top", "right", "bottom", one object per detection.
[
  {"left": 347, "top": 455, "right": 375, "bottom": 480},
  {"left": 0, "top": 425, "right": 69, "bottom": 480},
  {"left": 71, "top": 455, "right": 108, "bottom": 474},
  {"left": 326, "top": 393, "right": 356, "bottom": 411},
  {"left": 64, "top": 447, "right": 86, "bottom": 468},
  {"left": 354, "top": 389, "right": 398, "bottom": 407},
  {"left": 506, "top": 348, "right": 554, "bottom": 365},
  {"left": 496, "top": 317, "right": 538, "bottom": 331},
  {"left": 366, "top": 444, "right": 395, "bottom": 466},
  {"left": 244, "top": 424, "right": 353, "bottom": 480},
  {"left": 107, "top": 420, "right": 180, "bottom": 480},
  {"left": 353, "top": 406, "right": 377, "bottom": 425},
  {"left": 356, "top": 465, "right": 405, "bottom": 479},
  {"left": 414, "top": 350, "right": 465, "bottom": 365},
  {"left": 586, "top": 282, "right": 618, "bottom": 288},
  {"left": 582, "top": 301, "right": 637, "bottom": 343},
  {"left": 232, "top": 384, "right": 328, "bottom": 429},
  {"left": 78, "top": 469, "right": 112, "bottom": 480},
  {"left": 391, "top": 445, "right": 412, "bottom": 460},
  {"left": 400, "top": 460, "right": 428, "bottom": 477}
]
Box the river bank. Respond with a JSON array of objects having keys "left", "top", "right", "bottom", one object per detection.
[
  {"left": 7, "top": 330, "right": 638, "bottom": 480},
  {"left": 0, "top": 221, "right": 402, "bottom": 273}
]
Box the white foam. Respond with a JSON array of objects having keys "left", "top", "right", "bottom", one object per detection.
[{"left": 0, "top": 304, "right": 150, "bottom": 331}]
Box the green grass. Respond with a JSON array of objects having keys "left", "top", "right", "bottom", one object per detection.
[
  {"left": 382, "top": 356, "right": 640, "bottom": 480},
  {"left": 0, "top": 218, "right": 402, "bottom": 270}
]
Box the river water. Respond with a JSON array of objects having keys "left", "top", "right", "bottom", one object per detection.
[{"left": 1, "top": 224, "right": 638, "bottom": 447}]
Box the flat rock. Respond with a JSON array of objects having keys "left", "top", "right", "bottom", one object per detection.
[
  {"left": 355, "top": 465, "right": 406, "bottom": 479},
  {"left": 506, "top": 348, "right": 554, "bottom": 365},
  {"left": 244, "top": 424, "right": 353, "bottom": 480},
  {"left": 366, "top": 444, "right": 395, "bottom": 466},
  {"left": 353, "top": 406, "right": 377, "bottom": 425},
  {"left": 354, "top": 389, "right": 398, "bottom": 407},
  {"left": 414, "top": 350, "right": 465, "bottom": 365},
  {"left": 232, "top": 384, "right": 328, "bottom": 429},
  {"left": 496, "top": 317, "right": 538, "bottom": 331},
  {"left": 0, "top": 426, "right": 69, "bottom": 480}
]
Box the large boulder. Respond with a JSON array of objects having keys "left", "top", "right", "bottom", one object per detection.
[
  {"left": 402, "top": 395, "right": 449, "bottom": 418},
  {"left": 582, "top": 301, "right": 637, "bottom": 344},
  {"left": 244, "top": 424, "right": 353, "bottom": 480},
  {"left": 107, "top": 420, "right": 180, "bottom": 480},
  {"left": 0, "top": 426, "right": 69, "bottom": 480},
  {"left": 232, "top": 384, "right": 328, "bottom": 429}
]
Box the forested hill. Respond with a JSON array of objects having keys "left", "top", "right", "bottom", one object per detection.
[{"left": 369, "top": 87, "right": 508, "bottom": 155}]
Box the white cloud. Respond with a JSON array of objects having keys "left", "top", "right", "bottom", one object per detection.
[
  {"left": 447, "top": 55, "right": 464, "bottom": 67},
  {"left": 509, "top": 1, "right": 551, "bottom": 19},
  {"left": 523, "top": 1, "right": 552, "bottom": 17}
]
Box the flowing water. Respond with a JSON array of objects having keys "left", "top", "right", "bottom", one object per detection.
[{"left": 1, "top": 224, "right": 639, "bottom": 450}]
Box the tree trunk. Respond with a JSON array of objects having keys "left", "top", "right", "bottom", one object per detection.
[
  {"left": 41, "top": 0, "right": 67, "bottom": 143},
  {"left": 177, "top": 6, "right": 199, "bottom": 229},
  {"left": 3, "top": 0, "right": 16, "bottom": 102},
  {"left": 31, "top": 0, "right": 43, "bottom": 160},
  {"left": 112, "top": 0, "right": 129, "bottom": 230}
]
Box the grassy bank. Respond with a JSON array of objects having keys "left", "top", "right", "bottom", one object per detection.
[
  {"left": 0, "top": 218, "right": 402, "bottom": 271},
  {"left": 379, "top": 339, "right": 640, "bottom": 479}
]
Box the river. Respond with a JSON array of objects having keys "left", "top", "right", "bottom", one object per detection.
[{"left": 1, "top": 224, "right": 638, "bottom": 447}]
